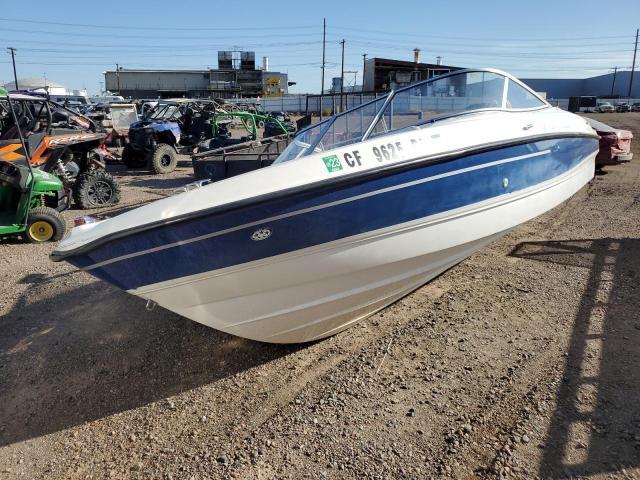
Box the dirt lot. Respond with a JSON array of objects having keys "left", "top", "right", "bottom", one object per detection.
[{"left": 1, "top": 113, "right": 639, "bottom": 480}]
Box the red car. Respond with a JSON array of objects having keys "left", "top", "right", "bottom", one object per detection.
[{"left": 584, "top": 117, "right": 633, "bottom": 168}]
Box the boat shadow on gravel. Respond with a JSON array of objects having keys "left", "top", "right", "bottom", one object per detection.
[
  {"left": 0, "top": 280, "right": 300, "bottom": 447},
  {"left": 510, "top": 238, "right": 640, "bottom": 478}
]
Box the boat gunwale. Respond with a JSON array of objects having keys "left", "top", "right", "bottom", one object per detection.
[{"left": 50, "top": 131, "right": 599, "bottom": 262}]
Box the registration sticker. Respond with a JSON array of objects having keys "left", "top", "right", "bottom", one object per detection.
[{"left": 322, "top": 155, "right": 343, "bottom": 173}]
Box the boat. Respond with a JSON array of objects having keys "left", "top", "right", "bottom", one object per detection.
[{"left": 51, "top": 69, "right": 599, "bottom": 343}]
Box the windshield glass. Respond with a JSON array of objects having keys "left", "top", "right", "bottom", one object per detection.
[
  {"left": 371, "top": 71, "right": 506, "bottom": 135},
  {"left": 274, "top": 70, "right": 545, "bottom": 164},
  {"left": 275, "top": 119, "right": 331, "bottom": 163},
  {"left": 149, "top": 104, "right": 180, "bottom": 120},
  {"left": 275, "top": 97, "right": 388, "bottom": 164}
]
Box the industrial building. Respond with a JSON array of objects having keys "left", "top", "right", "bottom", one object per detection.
[
  {"left": 363, "top": 51, "right": 460, "bottom": 92},
  {"left": 104, "top": 51, "right": 289, "bottom": 99},
  {"left": 522, "top": 70, "right": 640, "bottom": 99},
  {"left": 3, "top": 78, "right": 88, "bottom": 98}
]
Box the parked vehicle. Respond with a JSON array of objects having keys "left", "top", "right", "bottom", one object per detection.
[
  {"left": 53, "top": 69, "right": 599, "bottom": 343},
  {"left": 200, "top": 111, "right": 292, "bottom": 151},
  {"left": 84, "top": 102, "right": 139, "bottom": 147},
  {"left": 0, "top": 160, "right": 67, "bottom": 242},
  {"left": 0, "top": 88, "right": 67, "bottom": 243},
  {"left": 192, "top": 134, "right": 293, "bottom": 182},
  {"left": 264, "top": 112, "right": 296, "bottom": 137},
  {"left": 597, "top": 102, "right": 615, "bottom": 113},
  {"left": 584, "top": 117, "right": 634, "bottom": 168},
  {"left": 122, "top": 99, "right": 219, "bottom": 174},
  {"left": 632, "top": 102, "right": 640, "bottom": 112},
  {"left": 615, "top": 103, "right": 631, "bottom": 112},
  {"left": 89, "top": 95, "right": 125, "bottom": 104},
  {"left": 0, "top": 93, "right": 121, "bottom": 209},
  {"left": 568, "top": 96, "right": 597, "bottom": 113}
]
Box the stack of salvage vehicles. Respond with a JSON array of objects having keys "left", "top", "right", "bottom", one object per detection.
[{"left": 0, "top": 88, "right": 301, "bottom": 244}]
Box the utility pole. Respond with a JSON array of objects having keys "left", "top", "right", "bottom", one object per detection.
[
  {"left": 340, "top": 39, "right": 345, "bottom": 112},
  {"left": 362, "top": 53, "right": 367, "bottom": 91},
  {"left": 116, "top": 63, "right": 120, "bottom": 93},
  {"left": 7, "top": 47, "right": 18, "bottom": 90},
  {"left": 628, "top": 28, "right": 638, "bottom": 98},
  {"left": 320, "top": 18, "right": 326, "bottom": 119},
  {"left": 610, "top": 66, "right": 618, "bottom": 97}
]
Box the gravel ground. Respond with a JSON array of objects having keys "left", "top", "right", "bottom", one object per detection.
[{"left": 1, "top": 113, "right": 639, "bottom": 479}]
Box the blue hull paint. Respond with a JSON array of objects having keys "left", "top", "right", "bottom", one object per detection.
[{"left": 70, "top": 137, "right": 597, "bottom": 290}]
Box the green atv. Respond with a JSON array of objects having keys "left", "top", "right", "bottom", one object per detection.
[
  {"left": 0, "top": 159, "right": 67, "bottom": 242},
  {"left": 199, "top": 111, "right": 292, "bottom": 151},
  {"left": 0, "top": 87, "right": 66, "bottom": 243}
]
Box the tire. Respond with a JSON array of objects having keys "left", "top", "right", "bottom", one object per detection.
[
  {"left": 25, "top": 206, "right": 66, "bottom": 243},
  {"left": 121, "top": 144, "right": 146, "bottom": 169},
  {"left": 148, "top": 143, "right": 178, "bottom": 174},
  {"left": 72, "top": 171, "right": 121, "bottom": 209}
]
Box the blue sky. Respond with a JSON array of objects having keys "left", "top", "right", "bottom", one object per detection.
[{"left": 1, "top": 0, "right": 638, "bottom": 94}]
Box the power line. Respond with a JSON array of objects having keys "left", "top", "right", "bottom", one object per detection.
[
  {"left": 0, "top": 26, "right": 323, "bottom": 41},
  {"left": 0, "top": 17, "right": 316, "bottom": 31},
  {"left": 0, "top": 39, "right": 323, "bottom": 51},
  {"left": 329, "top": 25, "right": 635, "bottom": 42},
  {"left": 1, "top": 32, "right": 631, "bottom": 52}
]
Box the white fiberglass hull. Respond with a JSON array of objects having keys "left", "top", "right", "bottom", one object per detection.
[{"left": 131, "top": 152, "right": 594, "bottom": 343}]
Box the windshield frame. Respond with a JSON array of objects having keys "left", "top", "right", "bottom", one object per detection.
[
  {"left": 148, "top": 102, "right": 181, "bottom": 120},
  {"left": 281, "top": 68, "right": 548, "bottom": 163},
  {"left": 361, "top": 68, "right": 548, "bottom": 141}
]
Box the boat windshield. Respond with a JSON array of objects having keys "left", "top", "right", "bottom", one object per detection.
[{"left": 274, "top": 69, "right": 547, "bottom": 164}]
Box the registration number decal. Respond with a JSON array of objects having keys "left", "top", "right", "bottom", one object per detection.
[
  {"left": 322, "top": 155, "right": 343, "bottom": 172},
  {"left": 322, "top": 136, "right": 426, "bottom": 172}
]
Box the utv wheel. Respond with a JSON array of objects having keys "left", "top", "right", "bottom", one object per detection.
[
  {"left": 149, "top": 144, "right": 178, "bottom": 174},
  {"left": 73, "top": 171, "right": 121, "bottom": 209},
  {"left": 121, "top": 144, "right": 146, "bottom": 168},
  {"left": 25, "top": 207, "right": 66, "bottom": 243}
]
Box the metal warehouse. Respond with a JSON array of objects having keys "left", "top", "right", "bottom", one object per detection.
[
  {"left": 363, "top": 54, "right": 460, "bottom": 92},
  {"left": 522, "top": 70, "right": 640, "bottom": 99},
  {"left": 104, "top": 51, "right": 289, "bottom": 99}
]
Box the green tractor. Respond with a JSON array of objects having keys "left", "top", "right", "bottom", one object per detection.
[
  {"left": 0, "top": 159, "right": 67, "bottom": 242},
  {"left": 0, "top": 87, "right": 67, "bottom": 243}
]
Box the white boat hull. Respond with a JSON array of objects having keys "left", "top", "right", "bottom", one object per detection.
[{"left": 132, "top": 151, "right": 595, "bottom": 343}]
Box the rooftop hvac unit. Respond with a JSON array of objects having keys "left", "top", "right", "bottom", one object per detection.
[
  {"left": 240, "top": 51, "right": 256, "bottom": 70},
  {"left": 218, "top": 51, "right": 233, "bottom": 70}
]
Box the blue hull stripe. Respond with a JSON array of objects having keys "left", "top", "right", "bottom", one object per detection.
[{"left": 68, "top": 137, "right": 597, "bottom": 290}]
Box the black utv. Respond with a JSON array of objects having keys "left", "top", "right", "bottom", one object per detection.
[{"left": 121, "top": 100, "right": 218, "bottom": 174}]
